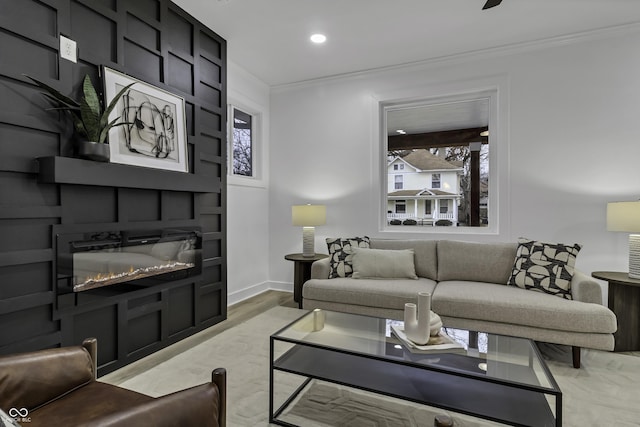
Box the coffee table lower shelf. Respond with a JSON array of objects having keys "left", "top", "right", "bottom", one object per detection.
[{"left": 270, "top": 344, "right": 560, "bottom": 427}]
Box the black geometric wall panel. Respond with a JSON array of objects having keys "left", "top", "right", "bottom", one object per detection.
[{"left": 0, "top": 0, "right": 227, "bottom": 376}]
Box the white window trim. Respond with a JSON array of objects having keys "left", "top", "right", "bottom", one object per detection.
[
  {"left": 373, "top": 74, "right": 510, "bottom": 237},
  {"left": 227, "top": 96, "right": 268, "bottom": 188}
]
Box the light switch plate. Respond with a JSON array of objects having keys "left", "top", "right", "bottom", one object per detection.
[{"left": 60, "top": 35, "right": 77, "bottom": 63}]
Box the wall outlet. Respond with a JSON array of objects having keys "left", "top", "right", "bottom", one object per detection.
[{"left": 60, "top": 35, "right": 77, "bottom": 63}]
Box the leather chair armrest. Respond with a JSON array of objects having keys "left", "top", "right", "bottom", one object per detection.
[
  {"left": 310, "top": 258, "right": 331, "bottom": 279},
  {"left": 89, "top": 370, "right": 226, "bottom": 427},
  {"left": 212, "top": 368, "right": 226, "bottom": 427},
  {"left": 82, "top": 337, "right": 98, "bottom": 380},
  {"left": 571, "top": 269, "right": 604, "bottom": 304}
]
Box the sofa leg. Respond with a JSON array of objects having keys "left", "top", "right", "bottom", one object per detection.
[{"left": 572, "top": 346, "right": 581, "bottom": 369}]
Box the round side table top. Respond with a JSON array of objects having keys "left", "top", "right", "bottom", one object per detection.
[
  {"left": 285, "top": 253, "right": 328, "bottom": 262},
  {"left": 591, "top": 271, "right": 640, "bottom": 287}
]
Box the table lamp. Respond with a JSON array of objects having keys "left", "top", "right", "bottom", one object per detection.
[
  {"left": 607, "top": 201, "right": 640, "bottom": 279},
  {"left": 292, "top": 204, "right": 326, "bottom": 257}
]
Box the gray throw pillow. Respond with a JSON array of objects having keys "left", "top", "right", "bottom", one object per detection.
[{"left": 351, "top": 248, "right": 418, "bottom": 279}]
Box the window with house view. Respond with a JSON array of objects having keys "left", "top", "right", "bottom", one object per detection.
[{"left": 384, "top": 97, "right": 491, "bottom": 229}]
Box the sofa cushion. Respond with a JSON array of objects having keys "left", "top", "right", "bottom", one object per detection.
[
  {"left": 437, "top": 240, "right": 516, "bottom": 284},
  {"left": 303, "top": 277, "right": 437, "bottom": 311},
  {"left": 370, "top": 239, "right": 437, "bottom": 280},
  {"left": 432, "top": 281, "right": 616, "bottom": 334},
  {"left": 507, "top": 238, "right": 581, "bottom": 300},
  {"left": 326, "top": 236, "right": 370, "bottom": 278},
  {"left": 351, "top": 248, "right": 418, "bottom": 279}
]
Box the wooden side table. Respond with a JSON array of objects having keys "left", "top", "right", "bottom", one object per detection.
[
  {"left": 591, "top": 271, "right": 640, "bottom": 352},
  {"left": 285, "top": 253, "right": 328, "bottom": 309}
]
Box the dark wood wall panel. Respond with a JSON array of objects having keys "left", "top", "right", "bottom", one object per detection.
[
  {"left": 0, "top": 0, "right": 227, "bottom": 375},
  {"left": 0, "top": 124, "right": 59, "bottom": 172},
  {"left": 0, "top": 263, "right": 51, "bottom": 299},
  {"left": 168, "top": 54, "right": 193, "bottom": 94},
  {"left": 167, "top": 285, "right": 194, "bottom": 335},
  {"left": 0, "top": 33, "right": 59, "bottom": 79},
  {"left": 1, "top": 173, "right": 59, "bottom": 205},
  {"left": 199, "top": 285, "right": 222, "bottom": 322},
  {"left": 72, "top": 304, "right": 118, "bottom": 363},
  {"left": 163, "top": 191, "right": 194, "bottom": 220},
  {"left": 200, "top": 107, "right": 222, "bottom": 135},
  {"left": 127, "top": 311, "right": 161, "bottom": 352},
  {"left": 0, "top": 219, "right": 55, "bottom": 251},
  {"left": 167, "top": 10, "right": 192, "bottom": 55},
  {"left": 128, "top": 0, "right": 160, "bottom": 21},
  {"left": 62, "top": 186, "right": 118, "bottom": 224},
  {"left": 200, "top": 31, "right": 221, "bottom": 59},
  {"left": 198, "top": 83, "right": 221, "bottom": 109},
  {"left": 185, "top": 102, "right": 196, "bottom": 136},
  {"left": 123, "top": 40, "right": 162, "bottom": 82},
  {"left": 1, "top": 305, "right": 58, "bottom": 348},
  {"left": 71, "top": 1, "right": 117, "bottom": 63},
  {"left": 0, "top": 0, "right": 58, "bottom": 37},
  {"left": 126, "top": 13, "right": 160, "bottom": 51},
  {"left": 120, "top": 188, "right": 161, "bottom": 222}
]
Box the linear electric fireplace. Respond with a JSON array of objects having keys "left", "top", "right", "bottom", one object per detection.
[{"left": 55, "top": 226, "right": 202, "bottom": 311}]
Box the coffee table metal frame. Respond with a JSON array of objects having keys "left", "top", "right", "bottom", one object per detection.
[{"left": 269, "top": 310, "right": 562, "bottom": 427}]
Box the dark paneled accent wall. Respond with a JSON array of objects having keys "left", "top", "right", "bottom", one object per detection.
[{"left": 0, "top": 0, "right": 226, "bottom": 375}]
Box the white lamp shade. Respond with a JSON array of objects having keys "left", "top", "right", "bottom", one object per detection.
[
  {"left": 292, "top": 205, "right": 326, "bottom": 227},
  {"left": 607, "top": 201, "right": 640, "bottom": 232}
]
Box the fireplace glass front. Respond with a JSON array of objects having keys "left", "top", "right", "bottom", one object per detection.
[{"left": 56, "top": 227, "right": 201, "bottom": 310}]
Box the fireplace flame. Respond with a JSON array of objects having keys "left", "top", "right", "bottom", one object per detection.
[{"left": 73, "top": 261, "right": 195, "bottom": 292}]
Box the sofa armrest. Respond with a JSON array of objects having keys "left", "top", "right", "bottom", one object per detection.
[
  {"left": 571, "top": 269, "right": 604, "bottom": 305},
  {"left": 310, "top": 258, "right": 331, "bottom": 279}
]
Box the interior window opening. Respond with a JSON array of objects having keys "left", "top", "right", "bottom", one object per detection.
[{"left": 385, "top": 97, "right": 490, "bottom": 229}]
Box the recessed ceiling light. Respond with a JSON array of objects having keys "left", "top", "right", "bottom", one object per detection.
[
  {"left": 310, "top": 34, "right": 327, "bottom": 44},
  {"left": 396, "top": 129, "right": 407, "bottom": 135}
]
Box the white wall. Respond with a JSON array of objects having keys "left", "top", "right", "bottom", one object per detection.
[
  {"left": 226, "top": 61, "right": 277, "bottom": 305},
  {"left": 268, "top": 27, "right": 640, "bottom": 297}
]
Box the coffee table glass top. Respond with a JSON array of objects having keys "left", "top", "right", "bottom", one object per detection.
[{"left": 273, "top": 309, "right": 559, "bottom": 393}]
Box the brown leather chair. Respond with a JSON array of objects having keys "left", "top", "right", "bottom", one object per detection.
[{"left": 0, "top": 338, "right": 226, "bottom": 427}]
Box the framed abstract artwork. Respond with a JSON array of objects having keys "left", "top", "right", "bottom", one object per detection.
[{"left": 103, "top": 66, "right": 189, "bottom": 172}]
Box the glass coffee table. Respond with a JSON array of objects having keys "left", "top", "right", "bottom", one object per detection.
[{"left": 270, "top": 309, "right": 561, "bottom": 426}]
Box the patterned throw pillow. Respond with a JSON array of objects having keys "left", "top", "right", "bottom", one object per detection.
[
  {"left": 507, "top": 238, "right": 582, "bottom": 300},
  {"left": 326, "top": 236, "right": 370, "bottom": 278}
]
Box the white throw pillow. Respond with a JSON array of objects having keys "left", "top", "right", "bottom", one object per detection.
[{"left": 351, "top": 248, "right": 418, "bottom": 279}]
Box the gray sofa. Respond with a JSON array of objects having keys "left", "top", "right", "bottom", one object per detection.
[{"left": 302, "top": 239, "right": 617, "bottom": 368}]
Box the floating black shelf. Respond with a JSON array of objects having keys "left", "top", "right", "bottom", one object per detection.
[{"left": 37, "top": 156, "right": 219, "bottom": 193}]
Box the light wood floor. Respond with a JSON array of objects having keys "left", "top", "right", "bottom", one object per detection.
[{"left": 101, "top": 290, "right": 297, "bottom": 384}]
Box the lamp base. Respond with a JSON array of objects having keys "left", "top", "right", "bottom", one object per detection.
[
  {"left": 630, "top": 234, "right": 640, "bottom": 279},
  {"left": 302, "top": 226, "right": 315, "bottom": 257}
]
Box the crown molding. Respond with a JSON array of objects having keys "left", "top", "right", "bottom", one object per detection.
[{"left": 272, "top": 21, "right": 640, "bottom": 93}]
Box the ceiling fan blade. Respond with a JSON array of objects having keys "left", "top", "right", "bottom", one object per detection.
[{"left": 482, "top": 0, "right": 503, "bottom": 10}]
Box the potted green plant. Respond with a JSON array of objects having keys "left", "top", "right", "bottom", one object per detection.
[{"left": 25, "top": 74, "right": 134, "bottom": 161}]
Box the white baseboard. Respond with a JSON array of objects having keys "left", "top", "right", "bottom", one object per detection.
[{"left": 228, "top": 281, "right": 292, "bottom": 306}]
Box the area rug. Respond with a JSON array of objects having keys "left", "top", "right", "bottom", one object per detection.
[{"left": 103, "top": 306, "right": 640, "bottom": 426}]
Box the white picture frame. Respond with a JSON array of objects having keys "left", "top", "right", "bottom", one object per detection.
[{"left": 103, "top": 66, "right": 189, "bottom": 173}]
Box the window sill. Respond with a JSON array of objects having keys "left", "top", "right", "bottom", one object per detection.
[{"left": 227, "top": 175, "right": 267, "bottom": 189}]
